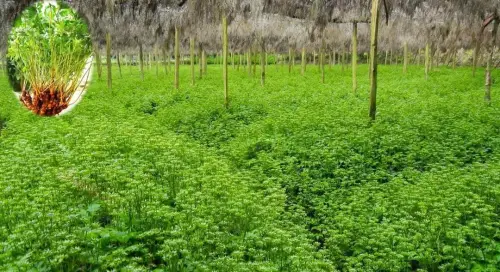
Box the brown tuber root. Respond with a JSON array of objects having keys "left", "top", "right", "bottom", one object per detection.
[{"left": 20, "top": 89, "right": 70, "bottom": 116}]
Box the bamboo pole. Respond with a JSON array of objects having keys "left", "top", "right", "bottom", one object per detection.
[
  {"left": 352, "top": 22, "right": 358, "bottom": 94},
  {"left": 288, "top": 47, "right": 292, "bottom": 73},
  {"left": 203, "top": 50, "right": 207, "bottom": 75},
  {"left": 260, "top": 40, "right": 266, "bottom": 86},
  {"left": 318, "top": 50, "right": 321, "bottom": 70},
  {"left": 94, "top": 45, "right": 102, "bottom": 81},
  {"left": 342, "top": 47, "right": 346, "bottom": 72},
  {"left": 429, "top": 46, "right": 433, "bottom": 71},
  {"left": 168, "top": 51, "right": 172, "bottom": 75},
  {"left": 301, "top": 47, "right": 306, "bottom": 76},
  {"left": 403, "top": 42, "right": 408, "bottom": 74},
  {"left": 148, "top": 53, "right": 151, "bottom": 69},
  {"left": 273, "top": 53, "right": 278, "bottom": 71},
  {"left": 129, "top": 54, "right": 133, "bottom": 74},
  {"left": 139, "top": 44, "right": 144, "bottom": 80},
  {"left": 117, "top": 51, "right": 122, "bottom": 78},
  {"left": 425, "top": 43, "right": 430, "bottom": 80},
  {"left": 486, "top": 53, "right": 492, "bottom": 104},
  {"left": 473, "top": 36, "right": 480, "bottom": 77},
  {"left": 190, "top": 37, "right": 195, "bottom": 85},
  {"left": 222, "top": 16, "right": 229, "bottom": 108},
  {"left": 174, "top": 26, "right": 180, "bottom": 90},
  {"left": 238, "top": 53, "right": 241, "bottom": 71},
  {"left": 155, "top": 48, "right": 159, "bottom": 78},
  {"left": 199, "top": 45, "right": 203, "bottom": 79},
  {"left": 253, "top": 49, "right": 257, "bottom": 76},
  {"left": 485, "top": 20, "right": 498, "bottom": 104},
  {"left": 329, "top": 52, "right": 333, "bottom": 69},
  {"left": 247, "top": 50, "right": 252, "bottom": 76},
  {"left": 452, "top": 50, "right": 457, "bottom": 70},
  {"left": 232, "top": 51, "right": 236, "bottom": 70},
  {"left": 162, "top": 45, "right": 168, "bottom": 75},
  {"left": 106, "top": 33, "right": 112, "bottom": 90},
  {"left": 369, "top": 0, "right": 380, "bottom": 121},
  {"left": 321, "top": 40, "right": 325, "bottom": 83},
  {"left": 436, "top": 44, "right": 440, "bottom": 68}
]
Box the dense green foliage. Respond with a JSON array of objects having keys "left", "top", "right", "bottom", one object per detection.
[{"left": 1, "top": 64, "right": 499, "bottom": 271}]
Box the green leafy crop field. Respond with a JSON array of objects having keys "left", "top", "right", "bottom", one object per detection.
[{"left": 0, "top": 64, "right": 499, "bottom": 271}]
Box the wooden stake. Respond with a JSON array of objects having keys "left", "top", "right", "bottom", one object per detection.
[
  {"left": 174, "top": 26, "right": 180, "bottom": 89},
  {"left": 94, "top": 45, "right": 102, "bottom": 81},
  {"left": 352, "top": 22, "right": 358, "bottom": 94},
  {"left": 155, "top": 48, "right": 159, "bottom": 78},
  {"left": 485, "top": 20, "right": 498, "bottom": 104},
  {"left": 106, "top": 33, "right": 112, "bottom": 89},
  {"left": 260, "top": 40, "right": 266, "bottom": 86},
  {"left": 190, "top": 37, "right": 195, "bottom": 85},
  {"left": 301, "top": 47, "right": 306, "bottom": 76},
  {"left": 139, "top": 45, "right": 144, "bottom": 80},
  {"left": 425, "top": 43, "right": 430, "bottom": 80},
  {"left": 369, "top": 0, "right": 380, "bottom": 121},
  {"left": 403, "top": 41, "right": 408, "bottom": 74},
  {"left": 321, "top": 40, "right": 325, "bottom": 83},
  {"left": 222, "top": 16, "right": 229, "bottom": 108},
  {"left": 198, "top": 44, "right": 203, "bottom": 79}
]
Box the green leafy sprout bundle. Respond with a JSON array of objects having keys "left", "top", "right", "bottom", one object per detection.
[{"left": 7, "top": 2, "right": 92, "bottom": 116}]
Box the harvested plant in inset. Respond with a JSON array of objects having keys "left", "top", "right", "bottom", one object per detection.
[{"left": 7, "top": 2, "right": 92, "bottom": 116}]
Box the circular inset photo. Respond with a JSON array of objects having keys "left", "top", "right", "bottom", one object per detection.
[{"left": 7, "top": 1, "right": 92, "bottom": 116}]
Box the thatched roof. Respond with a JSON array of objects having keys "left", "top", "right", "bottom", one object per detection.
[{"left": 1, "top": 0, "right": 500, "bottom": 54}]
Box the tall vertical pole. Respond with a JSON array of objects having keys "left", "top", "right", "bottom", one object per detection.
[
  {"left": 321, "top": 40, "right": 325, "bottom": 83},
  {"left": 260, "top": 40, "right": 266, "bottom": 86},
  {"left": 190, "top": 38, "right": 195, "bottom": 85},
  {"left": 198, "top": 44, "right": 203, "bottom": 79},
  {"left": 139, "top": 45, "right": 144, "bottom": 80},
  {"left": 301, "top": 47, "right": 306, "bottom": 76},
  {"left": 485, "top": 20, "right": 499, "bottom": 104},
  {"left": 106, "top": 33, "right": 112, "bottom": 90},
  {"left": 163, "top": 43, "right": 168, "bottom": 75},
  {"left": 117, "top": 51, "right": 122, "bottom": 78},
  {"left": 95, "top": 45, "right": 102, "bottom": 81},
  {"left": 222, "top": 16, "right": 229, "bottom": 108},
  {"left": 425, "top": 43, "right": 430, "bottom": 80},
  {"left": 352, "top": 22, "right": 358, "bottom": 94},
  {"left": 403, "top": 41, "right": 408, "bottom": 74},
  {"left": 174, "top": 26, "right": 180, "bottom": 90},
  {"left": 369, "top": 0, "right": 380, "bottom": 120}
]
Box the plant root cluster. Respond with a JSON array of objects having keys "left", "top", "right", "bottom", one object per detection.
[{"left": 20, "top": 89, "right": 70, "bottom": 116}]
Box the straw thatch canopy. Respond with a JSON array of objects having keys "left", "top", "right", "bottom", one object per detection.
[{"left": 1, "top": 0, "right": 499, "bottom": 55}]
